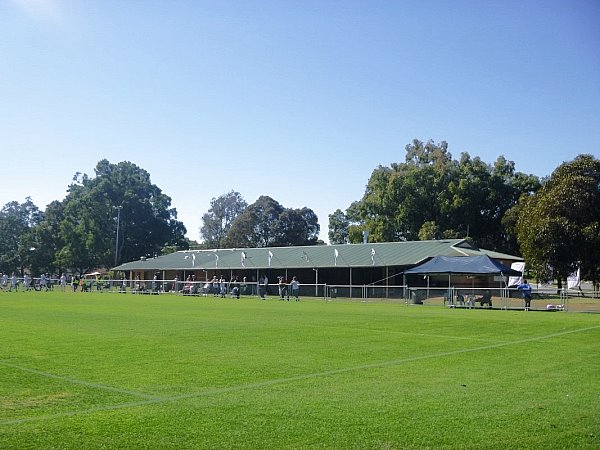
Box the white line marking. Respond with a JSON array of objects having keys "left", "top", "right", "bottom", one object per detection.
[
  {"left": 2, "top": 325, "right": 598, "bottom": 426},
  {"left": 0, "top": 361, "right": 162, "bottom": 400},
  {"left": 316, "top": 323, "right": 506, "bottom": 343}
]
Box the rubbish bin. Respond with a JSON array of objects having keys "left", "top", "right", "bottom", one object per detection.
[{"left": 410, "top": 289, "right": 424, "bottom": 305}]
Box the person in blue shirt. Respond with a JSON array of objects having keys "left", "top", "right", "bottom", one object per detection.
[{"left": 517, "top": 280, "right": 533, "bottom": 311}]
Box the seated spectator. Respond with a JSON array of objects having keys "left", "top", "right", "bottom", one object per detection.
[{"left": 477, "top": 290, "right": 492, "bottom": 307}]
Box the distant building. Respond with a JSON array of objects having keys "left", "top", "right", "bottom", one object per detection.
[{"left": 112, "top": 239, "right": 521, "bottom": 297}]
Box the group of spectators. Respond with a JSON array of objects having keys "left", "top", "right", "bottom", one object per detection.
[
  {"left": 0, "top": 273, "right": 111, "bottom": 293},
  {"left": 0, "top": 272, "right": 19, "bottom": 291},
  {"left": 178, "top": 275, "right": 254, "bottom": 298},
  {"left": 2, "top": 271, "right": 303, "bottom": 300},
  {"left": 255, "top": 275, "right": 301, "bottom": 301},
  {"left": 1, "top": 273, "right": 65, "bottom": 292},
  {"left": 172, "top": 274, "right": 302, "bottom": 301}
]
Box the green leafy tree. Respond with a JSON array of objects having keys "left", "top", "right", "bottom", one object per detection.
[
  {"left": 515, "top": 154, "right": 600, "bottom": 286},
  {"left": 346, "top": 139, "right": 540, "bottom": 250},
  {"left": 224, "top": 196, "right": 320, "bottom": 248},
  {"left": 358, "top": 166, "right": 401, "bottom": 241},
  {"left": 344, "top": 201, "right": 368, "bottom": 243},
  {"left": 0, "top": 198, "right": 42, "bottom": 276},
  {"left": 356, "top": 140, "right": 455, "bottom": 242},
  {"left": 446, "top": 154, "right": 539, "bottom": 252},
  {"left": 57, "top": 160, "right": 187, "bottom": 274},
  {"left": 276, "top": 207, "right": 320, "bottom": 246},
  {"left": 28, "top": 200, "right": 66, "bottom": 276},
  {"left": 299, "top": 207, "right": 321, "bottom": 244},
  {"left": 224, "top": 196, "right": 283, "bottom": 248},
  {"left": 200, "top": 191, "right": 247, "bottom": 249},
  {"left": 418, "top": 221, "right": 439, "bottom": 241},
  {"left": 328, "top": 209, "right": 350, "bottom": 244}
]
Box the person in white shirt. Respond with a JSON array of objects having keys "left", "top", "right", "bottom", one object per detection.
[
  {"left": 290, "top": 276, "right": 300, "bottom": 301},
  {"left": 10, "top": 273, "right": 18, "bottom": 291}
]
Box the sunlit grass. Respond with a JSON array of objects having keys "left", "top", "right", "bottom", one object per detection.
[{"left": 1, "top": 290, "right": 598, "bottom": 449}]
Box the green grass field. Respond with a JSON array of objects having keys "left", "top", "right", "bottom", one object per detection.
[{"left": 1, "top": 291, "right": 598, "bottom": 449}]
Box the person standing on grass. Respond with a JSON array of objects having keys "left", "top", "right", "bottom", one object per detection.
[
  {"left": 210, "top": 275, "right": 218, "bottom": 297},
  {"left": 10, "top": 273, "right": 18, "bottom": 291},
  {"left": 230, "top": 276, "right": 240, "bottom": 299},
  {"left": 219, "top": 275, "right": 227, "bottom": 298},
  {"left": 60, "top": 273, "right": 67, "bottom": 291},
  {"left": 173, "top": 274, "right": 179, "bottom": 293},
  {"left": 290, "top": 276, "right": 300, "bottom": 301},
  {"left": 278, "top": 276, "right": 288, "bottom": 300},
  {"left": 258, "top": 274, "right": 266, "bottom": 300},
  {"left": 1, "top": 272, "right": 7, "bottom": 291},
  {"left": 518, "top": 280, "right": 533, "bottom": 311},
  {"left": 241, "top": 277, "right": 248, "bottom": 296}
]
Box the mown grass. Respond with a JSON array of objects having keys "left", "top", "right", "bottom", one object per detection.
[{"left": 0, "top": 290, "right": 598, "bottom": 449}]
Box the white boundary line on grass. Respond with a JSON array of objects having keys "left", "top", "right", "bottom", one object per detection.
[
  {"left": 315, "top": 323, "right": 504, "bottom": 343},
  {"left": 0, "top": 361, "right": 162, "bottom": 400},
  {"left": 1, "top": 324, "right": 598, "bottom": 426}
]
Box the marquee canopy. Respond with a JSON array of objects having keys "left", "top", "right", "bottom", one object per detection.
[{"left": 403, "top": 255, "right": 522, "bottom": 276}]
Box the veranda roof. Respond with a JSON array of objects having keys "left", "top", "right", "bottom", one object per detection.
[{"left": 112, "top": 239, "right": 522, "bottom": 272}]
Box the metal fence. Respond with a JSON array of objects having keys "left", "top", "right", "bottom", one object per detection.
[{"left": 3, "top": 276, "right": 599, "bottom": 312}]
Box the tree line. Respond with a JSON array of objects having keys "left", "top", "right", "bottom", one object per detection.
[
  {"left": 199, "top": 191, "right": 320, "bottom": 249},
  {"left": 327, "top": 140, "right": 599, "bottom": 288},
  {"left": 0, "top": 160, "right": 322, "bottom": 277},
  {"left": 0, "top": 160, "right": 188, "bottom": 277},
  {"left": 328, "top": 140, "right": 541, "bottom": 251},
  {"left": 0, "top": 142, "right": 598, "bottom": 288}
]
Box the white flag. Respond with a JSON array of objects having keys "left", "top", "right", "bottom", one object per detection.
[
  {"left": 567, "top": 268, "right": 581, "bottom": 290},
  {"left": 268, "top": 251, "right": 273, "bottom": 267},
  {"left": 184, "top": 253, "right": 196, "bottom": 267},
  {"left": 241, "top": 251, "right": 246, "bottom": 267},
  {"left": 334, "top": 248, "right": 339, "bottom": 266},
  {"left": 508, "top": 262, "right": 525, "bottom": 287},
  {"left": 214, "top": 253, "right": 219, "bottom": 268},
  {"left": 371, "top": 248, "right": 375, "bottom": 266}
]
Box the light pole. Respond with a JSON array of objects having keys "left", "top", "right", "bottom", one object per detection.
[{"left": 114, "top": 206, "right": 122, "bottom": 267}]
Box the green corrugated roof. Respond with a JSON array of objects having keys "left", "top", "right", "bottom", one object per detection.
[{"left": 112, "top": 239, "right": 522, "bottom": 272}]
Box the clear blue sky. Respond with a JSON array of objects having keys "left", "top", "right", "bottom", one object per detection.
[{"left": 2, "top": 0, "right": 599, "bottom": 243}]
